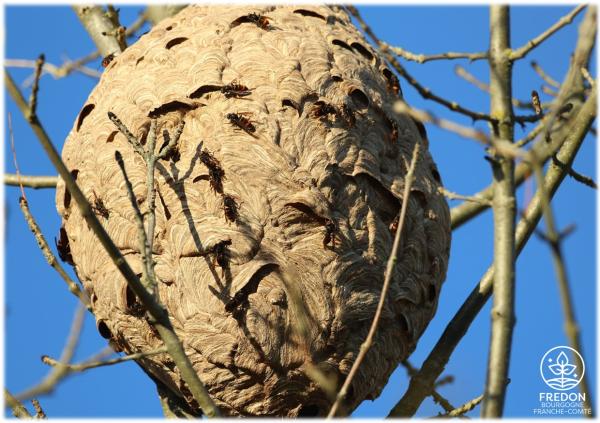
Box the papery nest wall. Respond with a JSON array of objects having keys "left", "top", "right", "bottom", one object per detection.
[{"left": 56, "top": 5, "right": 451, "bottom": 417}]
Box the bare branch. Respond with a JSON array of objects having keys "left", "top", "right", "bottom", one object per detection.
[
  {"left": 581, "top": 67, "right": 595, "bottom": 87},
  {"left": 394, "top": 100, "right": 489, "bottom": 144},
  {"left": 5, "top": 174, "right": 58, "bottom": 188},
  {"left": 438, "top": 394, "right": 484, "bottom": 418},
  {"left": 19, "top": 197, "right": 91, "bottom": 310},
  {"left": 439, "top": 187, "right": 492, "bottom": 206},
  {"left": 482, "top": 7, "right": 517, "bottom": 416},
  {"left": 5, "top": 57, "right": 102, "bottom": 82},
  {"left": 510, "top": 5, "right": 586, "bottom": 60},
  {"left": 528, "top": 153, "right": 594, "bottom": 414},
  {"left": 387, "top": 86, "right": 596, "bottom": 418},
  {"left": 146, "top": 5, "right": 186, "bottom": 25},
  {"left": 531, "top": 60, "right": 560, "bottom": 88},
  {"left": 31, "top": 399, "right": 47, "bottom": 419},
  {"left": 16, "top": 305, "right": 86, "bottom": 401},
  {"left": 402, "top": 361, "right": 455, "bottom": 414},
  {"left": 42, "top": 347, "right": 168, "bottom": 372},
  {"left": 5, "top": 70, "right": 221, "bottom": 417},
  {"left": 73, "top": 6, "right": 125, "bottom": 57},
  {"left": 27, "top": 54, "right": 44, "bottom": 121},
  {"left": 327, "top": 142, "right": 421, "bottom": 418},
  {"left": 552, "top": 155, "right": 597, "bottom": 189},
  {"left": 455, "top": 64, "right": 545, "bottom": 111},
  {"left": 450, "top": 6, "right": 596, "bottom": 230},
  {"left": 383, "top": 42, "right": 487, "bottom": 64},
  {"left": 5, "top": 389, "right": 33, "bottom": 419}
]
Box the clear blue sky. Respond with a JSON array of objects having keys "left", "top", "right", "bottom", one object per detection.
[{"left": 4, "top": 5, "right": 596, "bottom": 418}]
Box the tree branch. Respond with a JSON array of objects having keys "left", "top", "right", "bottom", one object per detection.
[
  {"left": 449, "top": 6, "right": 596, "bottom": 230},
  {"left": 42, "top": 347, "right": 168, "bottom": 372},
  {"left": 16, "top": 305, "right": 86, "bottom": 401},
  {"left": 73, "top": 6, "right": 125, "bottom": 57},
  {"left": 382, "top": 42, "right": 487, "bottom": 64},
  {"left": 509, "top": 5, "right": 586, "bottom": 60},
  {"left": 388, "top": 84, "right": 596, "bottom": 418},
  {"left": 482, "top": 6, "right": 516, "bottom": 417},
  {"left": 5, "top": 174, "right": 58, "bottom": 188},
  {"left": 5, "top": 389, "right": 33, "bottom": 419},
  {"left": 531, "top": 60, "right": 560, "bottom": 88}
]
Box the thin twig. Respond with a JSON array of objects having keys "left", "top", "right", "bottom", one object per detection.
[
  {"left": 482, "top": 6, "right": 517, "bottom": 417},
  {"left": 581, "top": 67, "right": 595, "bottom": 87},
  {"left": 439, "top": 187, "right": 492, "bottom": 205},
  {"left": 438, "top": 394, "right": 484, "bottom": 418},
  {"left": 402, "top": 361, "right": 456, "bottom": 414},
  {"left": 7, "top": 113, "right": 89, "bottom": 308},
  {"left": 383, "top": 42, "right": 487, "bottom": 64},
  {"left": 27, "top": 54, "right": 44, "bottom": 121},
  {"left": 387, "top": 86, "right": 596, "bottom": 418},
  {"left": 344, "top": 5, "right": 495, "bottom": 123},
  {"left": 5, "top": 57, "right": 102, "bottom": 82},
  {"left": 31, "top": 399, "right": 47, "bottom": 419},
  {"left": 19, "top": 197, "right": 91, "bottom": 310},
  {"left": 394, "top": 100, "right": 489, "bottom": 144},
  {"left": 327, "top": 142, "right": 421, "bottom": 418},
  {"left": 5, "top": 389, "right": 32, "bottom": 419},
  {"left": 527, "top": 152, "right": 594, "bottom": 416},
  {"left": 5, "top": 174, "right": 58, "bottom": 188},
  {"left": 455, "top": 65, "right": 546, "bottom": 111},
  {"left": 552, "top": 155, "right": 597, "bottom": 189},
  {"left": 16, "top": 304, "right": 86, "bottom": 401},
  {"left": 542, "top": 85, "right": 558, "bottom": 97},
  {"left": 509, "top": 5, "right": 586, "bottom": 60},
  {"left": 42, "top": 347, "right": 168, "bottom": 372},
  {"left": 531, "top": 60, "right": 560, "bottom": 88},
  {"left": 5, "top": 70, "right": 220, "bottom": 417}
]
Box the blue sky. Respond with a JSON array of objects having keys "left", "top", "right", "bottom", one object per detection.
[{"left": 4, "top": 5, "right": 596, "bottom": 418}]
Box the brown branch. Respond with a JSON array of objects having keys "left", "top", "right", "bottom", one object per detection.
[
  {"left": 5, "top": 174, "right": 58, "bottom": 188},
  {"left": 509, "top": 5, "right": 587, "bottom": 60},
  {"left": 531, "top": 60, "right": 560, "bottom": 88},
  {"left": 382, "top": 42, "right": 487, "bottom": 64},
  {"left": 387, "top": 85, "right": 596, "bottom": 418},
  {"left": 5, "top": 389, "right": 33, "bottom": 419},
  {"left": 327, "top": 142, "right": 421, "bottom": 418},
  {"left": 16, "top": 305, "right": 86, "bottom": 401},
  {"left": 5, "top": 70, "right": 220, "bottom": 417},
  {"left": 482, "top": 6, "right": 516, "bottom": 417},
  {"left": 42, "top": 347, "right": 168, "bottom": 372}
]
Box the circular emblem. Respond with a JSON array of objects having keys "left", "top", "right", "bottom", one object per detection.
[{"left": 540, "top": 346, "right": 585, "bottom": 391}]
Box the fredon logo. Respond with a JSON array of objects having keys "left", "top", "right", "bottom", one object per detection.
[{"left": 540, "top": 346, "right": 585, "bottom": 391}]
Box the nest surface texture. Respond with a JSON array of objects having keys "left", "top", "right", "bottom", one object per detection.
[{"left": 56, "top": 5, "right": 451, "bottom": 417}]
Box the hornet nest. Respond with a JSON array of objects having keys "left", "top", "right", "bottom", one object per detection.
[{"left": 56, "top": 5, "right": 451, "bottom": 417}]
